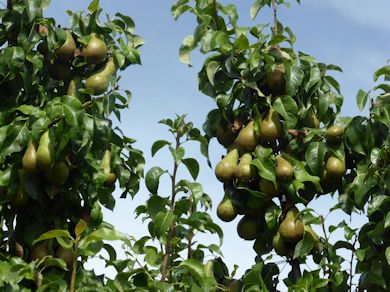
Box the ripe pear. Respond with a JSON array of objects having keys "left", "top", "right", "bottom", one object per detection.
[
  {"left": 55, "top": 246, "right": 75, "bottom": 269},
  {"left": 260, "top": 109, "right": 282, "bottom": 142},
  {"left": 85, "top": 58, "right": 118, "bottom": 95},
  {"left": 276, "top": 156, "right": 294, "bottom": 181},
  {"left": 83, "top": 33, "right": 108, "bottom": 64},
  {"left": 237, "top": 216, "right": 258, "bottom": 240},
  {"left": 279, "top": 207, "right": 304, "bottom": 243},
  {"left": 325, "top": 125, "right": 344, "bottom": 143},
  {"left": 45, "top": 162, "right": 69, "bottom": 185},
  {"left": 325, "top": 155, "right": 346, "bottom": 177},
  {"left": 22, "top": 142, "right": 37, "bottom": 174},
  {"left": 259, "top": 178, "right": 277, "bottom": 199},
  {"left": 36, "top": 131, "right": 54, "bottom": 170},
  {"left": 102, "top": 150, "right": 117, "bottom": 186},
  {"left": 55, "top": 30, "right": 76, "bottom": 61},
  {"left": 234, "top": 121, "right": 258, "bottom": 152},
  {"left": 235, "top": 153, "right": 255, "bottom": 181},
  {"left": 30, "top": 242, "right": 50, "bottom": 261},
  {"left": 272, "top": 232, "right": 289, "bottom": 256},
  {"left": 266, "top": 63, "right": 285, "bottom": 95},
  {"left": 215, "top": 149, "right": 239, "bottom": 182},
  {"left": 217, "top": 196, "right": 237, "bottom": 222}
]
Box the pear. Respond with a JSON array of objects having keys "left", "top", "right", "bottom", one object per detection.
[
  {"left": 30, "top": 242, "right": 50, "bottom": 261},
  {"left": 260, "top": 109, "right": 282, "bottom": 142},
  {"left": 55, "top": 30, "right": 76, "bottom": 61},
  {"left": 11, "top": 187, "right": 29, "bottom": 208},
  {"left": 67, "top": 76, "right": 81, "bottom": 97},
  {"left": 276, "top": 156, "right": 294, "bottom": 181},
  {"left": 36, "top": 131, "right": 54, "bottom": 170},
  {"left": 45, "top": 162, "right": 69, "bottom": 185},
  {"left": 102, "top": 150, "right": 117, "bottom": 186},
  {"left": 272, "top": 232, "right": 289, "bottom": 256},
  {"left": 234, "top": 121, "right": 258, "bottom": 152},
  {"left": 22, "top": 142, "right": 37, "bottom": 174},
  {"left": 83, "top": 33, "right": 108, "bottom": 64},
  {"left": 266, "top": 63, "right": 285, "bottom": 95},
  {"left": 229, "top": 279, "right": 241, "bottom": 292},
  {"left": 204, "top": 260, "right": 214, "bottom": 278},
  {"left": 55, "top": 246, "right": 75, "bottom": 269},
  {"left": 325, "top": 155, "right": 346, "bottom": 177},
  {"left": 237, "top": 216, "right": 258, "bottom": 240},
  {"left": 279, "top": 207, "right": 304, "bottom": 243},
  {"left": 217, "top": 196, "right": 237, "bottom": 222},
  {"left": 325, "top": 125, "right": 344, "bottom": 143},
  {"left": 259, "top": 178, "right": 277, "bottom": 199},
  {"left": 235, "top": 153, "right": 255, "bottom": 181},
  {"left": 215, "top": 149, "right": 239, "bottom": 182},
  {"left": 85, "top": 58, "right": 118, "bottom": 95}
]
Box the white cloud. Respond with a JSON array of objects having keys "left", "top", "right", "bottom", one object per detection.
[{"left": 311, "top": 0, "right": 390, "bottom": 31}]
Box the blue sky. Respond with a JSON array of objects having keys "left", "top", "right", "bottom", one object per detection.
[{"left": 47, "top": 0, "right": 390, "bottom": 282}]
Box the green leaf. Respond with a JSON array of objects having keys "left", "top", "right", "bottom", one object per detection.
[
  {"left": 305, "top": 142, "right": 326, "bottom": 176},
  {"left": 144, "top": 246, "right": 160, "bottom": 266},
  {"left": 293, "top": 237, "right": 314, "bottom": 259},
  {"left": 169, "top": 146, "right": 185, "bottom": 163},
  {"left": 84, "top": 227, "right": 128, "bottom": 242},
  {"left": 32, "top": 229, "right": 72, "bottom": 246},
  {"left": 252, "top": 157, "right": 276, "bottom": 182},
  {"left": 285, "top": 64, "right": 304, "bottom": 96},
  {"left": 145, "top": 167, "right": 166, "bottom": 194},
  {"left": 151, "top": 140, "right": 170, "bottom": 157},
  {"left": 88, "top": 0, "right": 100, "bottom": 12},
  {"left": 74, "top": 219, "right": 87, "bottom": 238},
  {"left": 182, "top": 158, "right": 200, "bottom": 180},
  {"left": 24, "top": 0, "right": 42, "bottom": 21},
  {"left": 273, "top": 95, "right": 298, "bottom": 128},
  {"left": 206, "top": 61, "right": 219, "bottom": 86},
  {"left": 384, "top": 212, "right": 390, "bottom": 229},
  {"left": 171, "top": 1, "right": 191, "bottom": 20},
  {"left": 178, "top": 259, "right": 206, "bottom": 283},
  {"left": 250, "top": 0, "right": 262, "bottom": 19},
  {"left": 235, "top": 34, "right": 249, "bottom": 51},
  {"left": 374, "top": 65, "right": 390, "bottom": 81},
  {"left": 180, "top": 35, "right": 196, "bottom": 65},
  {"left": 324, "top": 75, "right": 341, "bottom": 94},
  {"left": 356, "top": 89, "right": 369, "bottom": 111},
  {"left": 385, "top": 247, "right": 390, "bottom": 265},
  {"left": 154, "top": 211, "right": 174, "bottom": 238}
]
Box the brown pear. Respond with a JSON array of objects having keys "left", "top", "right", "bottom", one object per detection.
[
  {"left": 55, "top": 30, "right": 76, "bottom": 61},
  {"left": 259, "top": 178, "right": 277, "bottom": 199},
  {"left": 55, "top": 246, "right": 75, "bottom": 269},
  {"left": 83, "top": 33, "right": 108, "bottom": 64},
  {"left": 235, "top": 153, "right": 255, "bottom": 181},
  {"left": 325, "top": 155, "right": 346, "bottom": 177},
  {"left": 22, "top": 142, "right": 37, "bottom": 174},
  {"left": 266, "top": 63, "right": 285, "bottom": 95},
  {"left": 217, "top": 196, "right": 237, "bottom": 222},
  {"left": 276, "top": 156, "right": 294, "bottom": 181},
  {"left": 215, "top": 149, "right": 239, "bottom": 182},
  {"left": 237, "top": 216, "right": 258, "bottom": 240},
  {"left": 234, "top": 121, "right": 258, "bottom": 152},
  {"left": 260, "top": 109, "right": 282, "bottom": 142},
  {"left": 325, "top": 125, "right": 344, "bottom": 143},
  {"left": 279, "top": 207, "right": 304, "bottom": 243}
]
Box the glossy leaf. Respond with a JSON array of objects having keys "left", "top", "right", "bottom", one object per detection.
[{"left": 145, "top": 166, "right": 166, "bottom": 194}]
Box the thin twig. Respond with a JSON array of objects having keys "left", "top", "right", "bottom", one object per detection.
[{"left": 271, "top": 0, "right": 279, "bottom": 35}]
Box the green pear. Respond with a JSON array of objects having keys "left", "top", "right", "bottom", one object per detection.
[
  {"left": 305, "top": 109, "right": 320, "bottom": 129},
  {"left": 258, "top": 178, "right": 277, "bottom": 199},
  {"left": 237, "top": 216, "right": 258, "bottom": 240},
  {"left": 85, "top": 58, "right": 118, "bottom": 95},
  {"left": 83, "top": 33, "right": 108, "bottom": 64},
  {"left": 30, "top": 242, "right": 50, "bottom": 261},
  {"left": 55, "top": 246, "right": 75, "bottom": 269},
  {"left": 235, "top": 153, "right": 255, "bottom": 181},
  {"left": 55, "top": 30, "right": 76, "bottom": 61},
  {"left": 67, "top": 76, "right": 81, "bottom": 97},
  {"left": 272, "top": 232, "right": 289, "bottom": 256},
  {"left": 101, "top": 150, "right": 117, "bottom": 186},
  {"left": 234, "top": 121, "right": 258, "bottom": 152},
  {"left": 36, "top": 131, "right": 54, "bottom": 170},
  {"left": 217, "top": 195, "right": 237, "bottom": 222},
  {"left": 45, "top": 162, "right": 69, "bottom": 185},
  {"left": 266, "top": 63, "right": 285, "bottom": 95},
  {"left": 325, "top": 125, "right": 344, "bottom": 143},
  {"left": 22, "top": 142, "right": 37, "bottom": 174},
  {"left": 215, "top": 149, "right": 239, "bottom": 182},
  {"left": 276, "top": 156, "right": 294, "bottom": 181},
  {"left": 278, "top": 207, "right": 304, "bottom": 243},
  {"left": 325, "top": 155, "right": 346, "bottom": 177},
  {"left": 260, "top": 108, "right": 282, "bottom": 142}
]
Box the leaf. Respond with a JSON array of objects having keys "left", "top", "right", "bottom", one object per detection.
[
  {"left": 250, "top": 0, "right": 262, "bottom": 19},
  {"left": 235, "top": 34, "right": 249, "bottom": 51},
  {"left": 169, "top": 146, "right": 185, "bottom": 163},
  {"left": 374, "top": 65, "right": 390, "bottom": 81},
  {"left": 171, "top": 1, "right": 191, "bottom": 20},
  {"left": 206, "top": 61, "right": 219, "bottom": 86},
  {"left": 324, "top": 75, "right": 341, "bottom": 94},
  {"left": 154, "top": 211, "right": 174, "bottom": 238},
  {"left": 145, "top": 167, "right": 166, "bottom": 194},
  {"left": 305, "top": 142, "right": 326, "bottom": 176},
  {"left": 273, "top": 96, "right": 298, "bottom": 128},
  {"left": 285, "top": 64, "right": 304, "bottom": 96},
  {"left": 252, "top": 157, "right": 276, "bottom": 182},
  {"left": 178, "top": 259, "right": 206, "bottom": 283},
  {"left": 74, "top": 219, "right": 87, "bottom": 238},
  {"left": 386, "top": 247, "right": 390, "bottom": 265},
  {"left": 180, "top": 35, "right": 196, "bottom": 65},
  {"left": 293, "top": 237, "right": 314, "bottom": 259},
  {"left": 356, "top": 89, "right": 369, "bottom": 111},
  {"left": 84, "top": 227, "right": 128, "bottom": 242},
  {"left": 182, "top": 158, "right": 200, "bottom": 180},
  {"left": 151, "top": 140, "right": 170, "bottom": 157},
  {"left": 24, "top": 0, "right": 42, "bottom": 21},
  {"left": 32, "top": 230, "right": 72, "bottom": 246}
]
